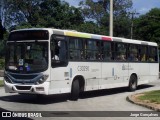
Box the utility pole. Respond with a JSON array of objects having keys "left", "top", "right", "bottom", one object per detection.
[
  {"left": 109, "top": 0, "right": 113, "bottom": 37},
  {"left": 129, "top": 11, "right": 139, "bottom": 39}
]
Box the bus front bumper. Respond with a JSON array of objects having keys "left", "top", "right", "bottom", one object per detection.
[{"left": 4, "top": 81, "right": 49, "bottom": 95}]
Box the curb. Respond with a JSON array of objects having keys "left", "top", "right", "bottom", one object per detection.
[{"left": 127, "top": 94, "right": 160, "bottom": 112}]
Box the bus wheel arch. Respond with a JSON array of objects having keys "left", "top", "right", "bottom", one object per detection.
[
  {"left": 70, "top": 75, "right": 85, "bottom": 101},
  {"left": 128, "top": 73, "right": 138, "bottom": 92}
]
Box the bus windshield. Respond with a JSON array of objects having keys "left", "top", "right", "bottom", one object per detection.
[{"left": 6, "top": 42, "right": 48, "bottom": 73}]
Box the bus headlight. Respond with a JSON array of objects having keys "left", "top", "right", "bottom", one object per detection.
[
  {"left": 4, "top": 75, "right": 12, "bottom": 83},
  {"left": 35, "top": 75, "right": 49, "bottom": 85}
]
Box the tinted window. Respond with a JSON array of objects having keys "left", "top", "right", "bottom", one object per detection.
[
  {"left": 9, "top": 30, "right": 49, "bottom": 41},
  {"left": 115, "top": 43, "right": 127, "bottom": 61},
  {"left": 84, "top": 40, "right": 101, "bottom": 60},
  {"left": 139, "top": 45, "right": 147, "bottom": 62},
  {"left": 101, "top": 42, "right": 113, "bottom": 61},
  {"left": 6, "top": 42, "right": 48, "bottom": 73},
  {"left": 128, "top": 44, "right": 139, "bottom": 61},
  {"left": 69, "top": 38, "right": 83, "bottom": 60},
  {"left": 149, "top": 47, "right": 158, "bottom": 62}
]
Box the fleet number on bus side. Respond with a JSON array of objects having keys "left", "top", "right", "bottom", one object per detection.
[{"left": 77, "top": 66, "right": 89, "bottom": 71}]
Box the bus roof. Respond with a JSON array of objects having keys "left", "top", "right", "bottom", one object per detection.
[
  {"left": 52, "top": 29, "right": 157, "bottom": 46},
  {"left": 10, "top": 28, "right": 158, "bottom": 46}
]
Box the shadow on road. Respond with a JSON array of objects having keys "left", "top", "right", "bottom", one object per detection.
[
  {"left": 0, "top": 93, "right": 69, "bottom": 104},
  {"left": 137, "top": 84, "right": 154, "bottom": 90},
  {"left": 0, "top": 84, "right": 154, "bottom": 104},
  {"left": 79, "top": 84, "right": 154, "bottom": 99}
]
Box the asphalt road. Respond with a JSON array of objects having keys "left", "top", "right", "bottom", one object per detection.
[{"left": 0, "top": 80, "right": 160, "bottom": 120}]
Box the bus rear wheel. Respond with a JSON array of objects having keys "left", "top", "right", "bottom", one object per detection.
[
  {"left": 128, "top": 75, "right": 137, "bottom": 92},
  {"left": 70, "top": 80, "right": 80, "bottom": 101}
]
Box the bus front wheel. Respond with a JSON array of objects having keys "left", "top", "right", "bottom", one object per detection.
[
  {"left": 128, "top": 75, "right": 137, "bottom": 92},
  {"left": 70, "top": 80, "right": 80, "bottom": 101}
]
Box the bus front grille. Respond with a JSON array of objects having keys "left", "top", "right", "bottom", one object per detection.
[
  {"left": 10, "top": 74, "right": 38, "bottom": 80},
  {"left": 15, "top": 86, "right": 31, "bottom": 90}
]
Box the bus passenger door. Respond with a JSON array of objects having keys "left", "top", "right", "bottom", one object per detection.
[{"left": 49, "top": 35, "right": 71, "bottom": 94}]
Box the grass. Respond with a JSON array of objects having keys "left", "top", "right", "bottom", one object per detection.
[
  {"left": 138, "top": 90, "right": 160, "bottom": 104},
  {"left": 0, "top": 80, "right": 3, "bottom": 87}
]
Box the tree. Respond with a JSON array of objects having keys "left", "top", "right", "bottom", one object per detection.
[
  {"left": 75, "top": 21, "right": 100, "bottom": 34},
  {"left": 2, "top": 0, "right": 84, "bottom": 30},
  {"left": 79, "top": 0, "right": 133, "bottom": 37},
  {"left": 0, "top": 19, "right": 6, "bottom": 58},
  {"left": 134, "top": 8, "right": 160, "bottom": 46},
  {"left": 1, "top": 0, "right": 43, "bottom": 28},
  {"left": 0, "top": 19, "right": 6, "bottom": 40},
  {"left": 39, "top": 0, "right": 84, "bottom": 29}
]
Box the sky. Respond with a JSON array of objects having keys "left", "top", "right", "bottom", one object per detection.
[
  {"left": 132, "top": 0, "right": 160, "bottom": 14},
  {"left": 64, "top": 0, "right": 160, "bottom": 15}
]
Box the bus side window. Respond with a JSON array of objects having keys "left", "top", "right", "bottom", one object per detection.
[
  {"left": 101, "top": 41, "right": 112, "bottom": 61},
  {"left": 128, "top": 44, "right": 138, "bottom": 61},
  {"left": 84, "top": 40, "right": 101, "bottom": 61},
  {"left": 69, "top": 37, "right": 83, "bottom": 60},
  {"left": 139, "top": 45, "right": 147, "bottom": 62},
  {"left": 149, "top": 47, "right": 158, "bottom": 62},
  {"left": 115, "top": 43, "right": 126, "bottom": 61}
]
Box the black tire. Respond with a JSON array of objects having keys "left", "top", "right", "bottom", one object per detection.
[
  {"left": 70, "top": 80, "right": 79, "bottom": 101},
  {"left": 128, "top": 75, "right": 137, "bottom": 92}
]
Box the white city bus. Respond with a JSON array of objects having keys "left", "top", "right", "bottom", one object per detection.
[{"left": 4, "top": 28, "right": 159, "bottom": 100}]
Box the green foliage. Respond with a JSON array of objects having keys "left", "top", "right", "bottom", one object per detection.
[
  {"left": 0, "top": 80, "right": 3, "bottom": 87},
  {"left": 0, "top": 59, "right": 5, "bottom": 69},
  {"left": 0, "top": 20, "right": 6, "bottom": 40},
  {"left": 75, "top": 21, "right": 100, "bottom": 34},
  {"left": 3, "top": 0, "right": 43, "bottom": 28},
  {"left": 15, "top": 23, "right": 33, "bottom": 29},
  {"left": 0, "top": 32, "right": 9, "bottom": 58},
  {"left": 79, "top": 0, "right": 133, "bottom": 37},
  {"left": 2, "top": 0, "right": 133, "bottom": 37},
  {"left": 3, "top": 0, "right": 84, "bottom": 30},
  {"left": 138, "top": 90, "right": 160, "bottom": 104},
  {"left": 134, "top": 8, "right": 160, "bottom": 46}
]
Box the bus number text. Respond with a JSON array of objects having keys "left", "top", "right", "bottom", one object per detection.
[{"left": 77, "top": 66, "right": 89, "bottom": 71}]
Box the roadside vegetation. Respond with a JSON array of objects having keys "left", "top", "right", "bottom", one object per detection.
[
  {"left": 0, "top": 80, "right": 3, "bottom": 87},
  {"left": 0, "top": 59, "right": 5, "bottom": 69},
  {"left": 138, "top": 90, "right": 160, "bottom": 104}
]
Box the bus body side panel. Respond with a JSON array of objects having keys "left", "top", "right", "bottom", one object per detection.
[
  {"left": 49, "top": 67, "right": 71, "bottom": 94},
  {"left": 49, "top": 61, "right": 102, "bottom": 94},
  {"left": 68, "top": 62, "right": 101, "bottom": 91},
  {"left": 149, "top": 63, "right": 159, "bottom": 82},
  {"left": 100, "top": 62, "right": 129, "bottom": 89},
  {"left": 128, "top": 63, "right": 150, "bottom": 85}
]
